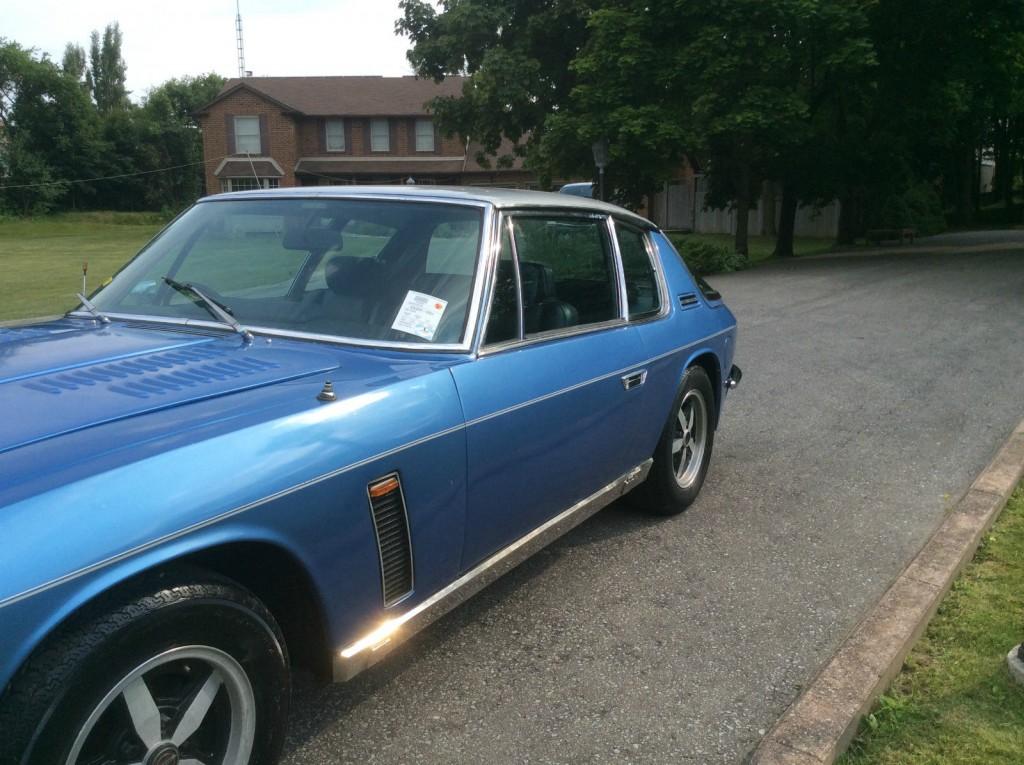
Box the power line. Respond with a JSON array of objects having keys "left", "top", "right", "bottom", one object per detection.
[{"left": 0, "top": 155, "right": 227, "bottom": 190}]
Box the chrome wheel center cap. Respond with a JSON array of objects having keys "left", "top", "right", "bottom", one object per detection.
[{"left": 145, "top": 743, "right": 180, "bottom": 765}]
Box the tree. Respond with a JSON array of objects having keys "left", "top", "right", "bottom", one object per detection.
[
  {"left": 398, "top": 0, "right": 593, "bottom": 180},
  {"left": 61, "top": 43, "right": 87, "bottom": 84},
  {"left": 0, "top": 40, "right": 101, "bottom": 214},
  {"left": 140, "top": 74, "right": 226, "bottom": 206},
  {"left": 88, "top": 22, "right": 128, "bottom": 113}
]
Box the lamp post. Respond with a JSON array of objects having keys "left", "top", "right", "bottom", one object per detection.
[{"left": 591, "top": 138, "right": 609, "bottom": 202}]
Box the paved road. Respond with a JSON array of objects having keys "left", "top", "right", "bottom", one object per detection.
[{"left": 281, "top": 238, "right": 1024, "bottom": 764}]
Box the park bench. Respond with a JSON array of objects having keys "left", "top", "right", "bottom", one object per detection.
[{"left": 866, "top": 227, "right": 917, "bottom": 245}]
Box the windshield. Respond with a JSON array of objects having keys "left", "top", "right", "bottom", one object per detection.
[{"left": 91, "top": 198, "right": 485, "bottom": 346}]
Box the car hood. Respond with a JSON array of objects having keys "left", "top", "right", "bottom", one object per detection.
[{"left": 0, "top": 319, "right": 341, "bottom": 455}]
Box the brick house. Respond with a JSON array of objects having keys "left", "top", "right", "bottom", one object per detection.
[{"left": 195, "top": 76, "right": 543, "bottom": 194}]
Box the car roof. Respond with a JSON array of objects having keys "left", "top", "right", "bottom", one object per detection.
[{"left": 205, "top": 185, "right": 656, "bottom": 229}]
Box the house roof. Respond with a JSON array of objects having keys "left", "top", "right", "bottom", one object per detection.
[{"left": 202, "top": 76, "right": 466, "bottom": 116}]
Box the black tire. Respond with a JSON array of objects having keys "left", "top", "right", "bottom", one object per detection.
[
  {"left": 636, "top": 365, "right": 716, "bottom": 515},
  {"left": 0, "top": 570, "right": 290, "bottom": 765}
]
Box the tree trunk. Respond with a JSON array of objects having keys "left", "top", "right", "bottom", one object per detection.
[
  {"left": 774, "top": 183, "right": 798, "bottom": 257},
  {"left": 763, "top": 181, "right": 778, "bottom": 237},
  {"left": 734, "top": 163, "right": 750, "bottom": 256},
  {"left": 955, "top": 143, "right": 975, "bottom": 226},
  {"left": 836, "top": 190, "right": 860, "bottom": 246}
]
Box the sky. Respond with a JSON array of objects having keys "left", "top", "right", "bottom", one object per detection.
[{"left": 1, "top": 0, "right": 416, "bottom": 100}]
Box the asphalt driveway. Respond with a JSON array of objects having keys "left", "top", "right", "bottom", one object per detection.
[{"left": 282, "top": 236, "right": 1024, "bottom": 764}]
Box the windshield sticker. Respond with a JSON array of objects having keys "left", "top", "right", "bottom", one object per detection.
[{"left": 391, "top": 291, "right": 448, "bottom": 341}]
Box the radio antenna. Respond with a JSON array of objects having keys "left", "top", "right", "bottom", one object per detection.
[{"left": 235, "top": 0, "right": 247, "bottom": 77}]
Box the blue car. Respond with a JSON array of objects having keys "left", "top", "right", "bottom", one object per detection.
[{"left": 0, "top": 187, "right": 740, "bottom": 765}]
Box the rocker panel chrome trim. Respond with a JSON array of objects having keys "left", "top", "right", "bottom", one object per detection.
[{"left": 333, "top": 458, "right": 652, "bottom": 682}]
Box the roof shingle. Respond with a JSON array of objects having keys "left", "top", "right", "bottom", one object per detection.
[{"left": 216, "top": 75, "right": 465, "bottom": 116}]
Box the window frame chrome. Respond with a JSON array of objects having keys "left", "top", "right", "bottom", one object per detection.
[
  {"left": 608, "top": 216, "right": 671, "bottom": 325},
  {"left": 475, "top": 209, "right": 631, "bottom": 357}
]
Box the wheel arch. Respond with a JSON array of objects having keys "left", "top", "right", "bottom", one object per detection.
[
  {"left": 4, "top": 536, "right": 336, "bottom": 691},
  {"left": 683, "top": 350, "right": 723, "bottom": 429}
]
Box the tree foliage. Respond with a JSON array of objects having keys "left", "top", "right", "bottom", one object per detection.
[
  {"left": 400, "top": 0, "right": 1024, "bottom": 251},
  {"left": 0, "top": 29, "right": 224, "bottom": 215}
]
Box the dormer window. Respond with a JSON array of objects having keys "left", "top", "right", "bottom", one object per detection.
[
  {"left": 415, "top": 118, "right": 435, "bottom": 152},
  {"left": 233, "top": 116, "right": 261, "bottom": 154},
  {"left": 370, "top": 118, "right": 390, "bottom": 152},
  {"left": 326, "top": 119, "right": 346, "bottom": 152}
]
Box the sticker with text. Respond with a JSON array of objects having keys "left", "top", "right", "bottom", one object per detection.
[{"left": 391, "top": 290, "right": 448, "bottom": 341}]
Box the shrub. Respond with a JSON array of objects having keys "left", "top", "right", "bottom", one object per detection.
[
  {"left": 673, "top": 238, "right": 749, "bottom": 275},
  {"left": 869, "top": 181, "right": 947, "bottom": 236}
]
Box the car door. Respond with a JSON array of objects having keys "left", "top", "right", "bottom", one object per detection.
[{"left": 450, "top": 211, "right": 652, "bottom": 569}]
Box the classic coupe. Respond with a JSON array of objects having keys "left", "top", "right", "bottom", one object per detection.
[{"left": 0, "top": 187, "right": 740, "bottom": 765}]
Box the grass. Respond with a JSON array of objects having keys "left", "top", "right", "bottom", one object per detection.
[
  {"left": 0, "top": 212, "right": 164, "bottom": 322},
  {"left": 839, "top": 487, "right": 1024, "bottom": 765},
  {"left": 668, "top": 232, "right": 836, "bottom": 264}
]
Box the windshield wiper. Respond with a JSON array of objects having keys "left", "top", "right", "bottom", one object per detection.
[
  {"left": 75, "top": 293, "right": 111, "bottom": 324},
  {"left": 162, "top": 276, "right": 253, "bottom": 344}
]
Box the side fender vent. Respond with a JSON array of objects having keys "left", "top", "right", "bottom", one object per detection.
[
  {"left": 678, "top": 292, "right": 699, "bottom": 308},
  {"left": 367, "top": 474, "right": 414, "bottom": 606}
]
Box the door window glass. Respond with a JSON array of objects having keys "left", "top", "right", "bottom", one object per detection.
[{"left": 511, "top": 217, "right": 618, "bottom": 334}]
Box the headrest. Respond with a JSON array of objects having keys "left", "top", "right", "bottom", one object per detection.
[
  {"left": 519, "top": 260, "right": 556, "bottom": 304},
  {"left": 324, "top": 256, "right": 384, "bottom": 296}
]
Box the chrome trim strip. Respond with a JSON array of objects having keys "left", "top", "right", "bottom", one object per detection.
[
  {"left": 0, "top": 422, "right": 467, "bottom": 611},
  {"left": 468, "top": 326, "right": 734, "bottom": 428},
  {"left": 333, "top": 458, "right": 653, "bottom": 682},
  {"left": 0, "top": 326, "right": 732, "bottom": 612}
]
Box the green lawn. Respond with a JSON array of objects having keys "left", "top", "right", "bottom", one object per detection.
[
  {"left": 839, "top": 487, "right": 1024, "bottom": 765},
  {"left": 669, "top": 232, "right": 836, "bottom": 263},
  {"left": 0, "top": 212, "right": 164, "bottom": 322}
]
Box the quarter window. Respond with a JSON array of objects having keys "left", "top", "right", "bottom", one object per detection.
[
  {"left": 233, "top": 116, "right": 261, "bottom": 154},
  {"left": 415, "top": 118, "right": 435, "bottom": 152},
  {"left": 326, "top": 119, "right": 346, "bottom": 151},
  {"left": 483, "top": 227, "right": 520, "bottom": 345},
  {"left": 617, "top": 225, "right": 661, "bottom": 319},
  {"left": 370, "top": 118, "right": 390, "bottom": 152}
]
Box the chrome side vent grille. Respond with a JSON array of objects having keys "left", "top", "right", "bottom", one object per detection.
[
  {"left": 367, "top": 474, "right": 414, "bottom": 606},
  {"left": 678, "top": 292, "right": 699, "bottom": 308}
]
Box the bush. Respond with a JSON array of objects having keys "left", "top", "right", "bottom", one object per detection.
[
  {"left": 869, "top": 181, "right": 947, "bottom": 236},
  {"left": 673, "top": 238, "right": 749, "bottom": 275}
]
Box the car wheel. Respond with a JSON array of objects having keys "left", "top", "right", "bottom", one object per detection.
[
  {"left": 0, "top": 572, "right": 289, "bottom": 765},
  {"left": 637, "top": 365, "right": 716, "bottom": 515}
]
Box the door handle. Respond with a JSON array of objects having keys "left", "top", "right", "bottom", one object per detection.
[{"left": 621, "top": 370, "right": 647, "bottom": 390}]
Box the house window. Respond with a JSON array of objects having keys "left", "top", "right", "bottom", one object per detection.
[
  {"left": 326, "top": 119, "right": 345, "bottom": 152},
  {"left": 233, "top": 116, "right": 261, "bottom": 154},
  {"left": 370, "top": 118, "right": 390, "bottom": 152},
  {"left": 415, "top": 118, "right": 435, "bottom": 152},
  {"left": 220, "top": 177, "right": 280, "bottom": 193}
]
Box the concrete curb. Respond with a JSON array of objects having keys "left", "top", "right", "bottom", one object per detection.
[
  {"left": 749, "top": 417, "right": 1024, "bottom": 765},
  {"left": 1009, "top": 645, "right": 1024, "bottom": 686}
]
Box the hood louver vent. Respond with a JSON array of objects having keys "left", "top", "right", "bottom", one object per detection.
[{"left": 368, "top": 474, "right": 414, "bottom": 606}]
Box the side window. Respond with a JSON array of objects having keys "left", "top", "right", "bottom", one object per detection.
[
  {"left": 484, "top": 226, "right": 520, "bottom": 345},
  {"left": 511, "top": 216, "right": 618, "bottom": 334},
  {"left": 617, "top": 224, "right": 661, "bottom": 319}
]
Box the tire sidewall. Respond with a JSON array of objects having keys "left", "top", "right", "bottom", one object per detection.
[
  {"left": 648, "top": 366, "right": 716, "bottom": 513},
  {"left": 24, "top": 583, "right": 288, "bottom": 765}
]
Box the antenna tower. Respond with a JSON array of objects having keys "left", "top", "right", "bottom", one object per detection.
[{"left": 235, "top": 1, "right": 246, "bottom": 77}]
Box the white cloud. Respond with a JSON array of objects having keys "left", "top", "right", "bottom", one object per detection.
[{"left": 0, "top": 0, "right": 414, "bottom": 100}]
